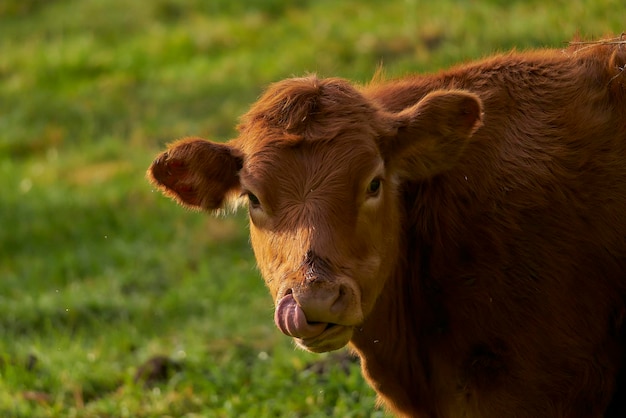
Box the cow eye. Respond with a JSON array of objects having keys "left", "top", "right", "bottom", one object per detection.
[
  {"left": 366, "top": 178, "right": 382, "bottom": 197},
  {"left": 247, "top": 192, "right": 261, "bottom": 208}
]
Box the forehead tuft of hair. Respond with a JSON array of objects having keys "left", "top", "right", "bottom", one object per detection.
[{"left": 238, "top": 75, "right": 385, "bottom": 143}]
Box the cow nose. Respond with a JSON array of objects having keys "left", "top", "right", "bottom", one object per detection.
[{"left": 291, "top": 282, "right": 349, "bottom": 324}]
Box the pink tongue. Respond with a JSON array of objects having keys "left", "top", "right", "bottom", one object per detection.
[{"left": 274, "top": 294, "right": 327, "bottom": 339}]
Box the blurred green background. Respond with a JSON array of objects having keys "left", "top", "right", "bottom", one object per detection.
[{"left": 0, "top": 0, "right": 623, "bottom": 416}]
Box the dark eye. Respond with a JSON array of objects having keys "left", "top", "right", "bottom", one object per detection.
[
  {"left": 366, "top": 178, "right": 382, "bottom": 197},
  {"left": 247, "top": 192, "right": 261, "bottom": 208}
]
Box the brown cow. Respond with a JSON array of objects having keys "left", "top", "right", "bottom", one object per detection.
[{"left": 148, "top": 38, "right": 626, "bottom": 417}]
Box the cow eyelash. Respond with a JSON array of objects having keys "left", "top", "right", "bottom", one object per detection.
[
  {"left": 366, "top": 177, "right": 382, "bottom": 197},
  {"left": 242, "top": 191, "right": 261, "bottom": 208}
]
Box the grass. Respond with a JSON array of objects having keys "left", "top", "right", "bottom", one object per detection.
[{"left": 0, "top": 0, "right": 623, "bottom": 416}]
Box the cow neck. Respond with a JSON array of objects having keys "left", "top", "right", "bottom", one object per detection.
[{"left": 350, "top": 182, "right": 444, "bottom": 415}]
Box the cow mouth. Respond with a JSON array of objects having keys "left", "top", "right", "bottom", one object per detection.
[
  {"left": 274, "top": 293, "right": 330, "bottom": 339},
  {"left": 296, "top": 323, "right": 353, "bottom": 353},
  {"left": 274, "top": 293, "right": 355, "bottom": 352}
]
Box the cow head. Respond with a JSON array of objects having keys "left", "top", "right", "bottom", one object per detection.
[{"left": 148, "top": 76, "right": 482, "bottom": 353}]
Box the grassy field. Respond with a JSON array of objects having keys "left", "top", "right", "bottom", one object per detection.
[{"left": 0, "top": 0, "right": 623, "bottom": 416}]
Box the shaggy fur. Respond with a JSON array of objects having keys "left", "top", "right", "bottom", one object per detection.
[{"left": 148, "top": 39, "right": 626, "bottom": 417}]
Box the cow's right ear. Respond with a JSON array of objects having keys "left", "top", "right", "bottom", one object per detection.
[
  {"left": 147, "top": 137, "right": 243, "bottom": 212},
  {"left": 379, "top": 89, "right": 483, "bottom": 180}
]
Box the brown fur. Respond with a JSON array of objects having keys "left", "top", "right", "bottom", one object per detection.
[{"left": 148, "top": 39, "right": 626, "bottom": 417}]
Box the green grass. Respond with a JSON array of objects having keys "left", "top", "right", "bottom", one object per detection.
[{"left": 0, "top": 0, "right": 623, "bottom": 416}]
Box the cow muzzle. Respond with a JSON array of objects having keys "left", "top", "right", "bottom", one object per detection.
[{"left": 273, "top": 274, "right": 363, "bottom": 353}]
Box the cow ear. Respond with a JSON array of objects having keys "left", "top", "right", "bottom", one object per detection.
[
  {"left": 380, "top": 89, "right": 483, "bottom": 179},
  {"left": 147, "top": 137, "right": 243, "bottom": 211}
]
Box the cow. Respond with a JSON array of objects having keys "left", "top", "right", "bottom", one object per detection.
[{"left": 148, "top": 37, "right": 626, "bottom": 417}]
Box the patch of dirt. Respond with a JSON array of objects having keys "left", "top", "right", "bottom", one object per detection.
[{"left": 134, "top": 355, "right": 182, "bottom": 387}]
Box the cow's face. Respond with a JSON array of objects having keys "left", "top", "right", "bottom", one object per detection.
[
  {"left": 239, "top": 132, "right": 401, "bottom": 352},
  {"left": 148, "top": 76, "right": 482, "bottom": 352}
]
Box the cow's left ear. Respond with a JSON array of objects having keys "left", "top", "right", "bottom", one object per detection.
[
  {"left": 378, "top": 89, "right": 483, "bottom": 179},
  {"left": 148, "top": 137, "right": 243, "bottom": 212}
]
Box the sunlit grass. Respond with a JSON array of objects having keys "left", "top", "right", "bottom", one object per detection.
[{"left": 0, "top": 0, "right": 623, "bottom": 416}]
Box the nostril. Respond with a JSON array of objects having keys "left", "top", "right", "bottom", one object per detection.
[{"left": 330, "top": 285, "right": 348, "bottom": 314}]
